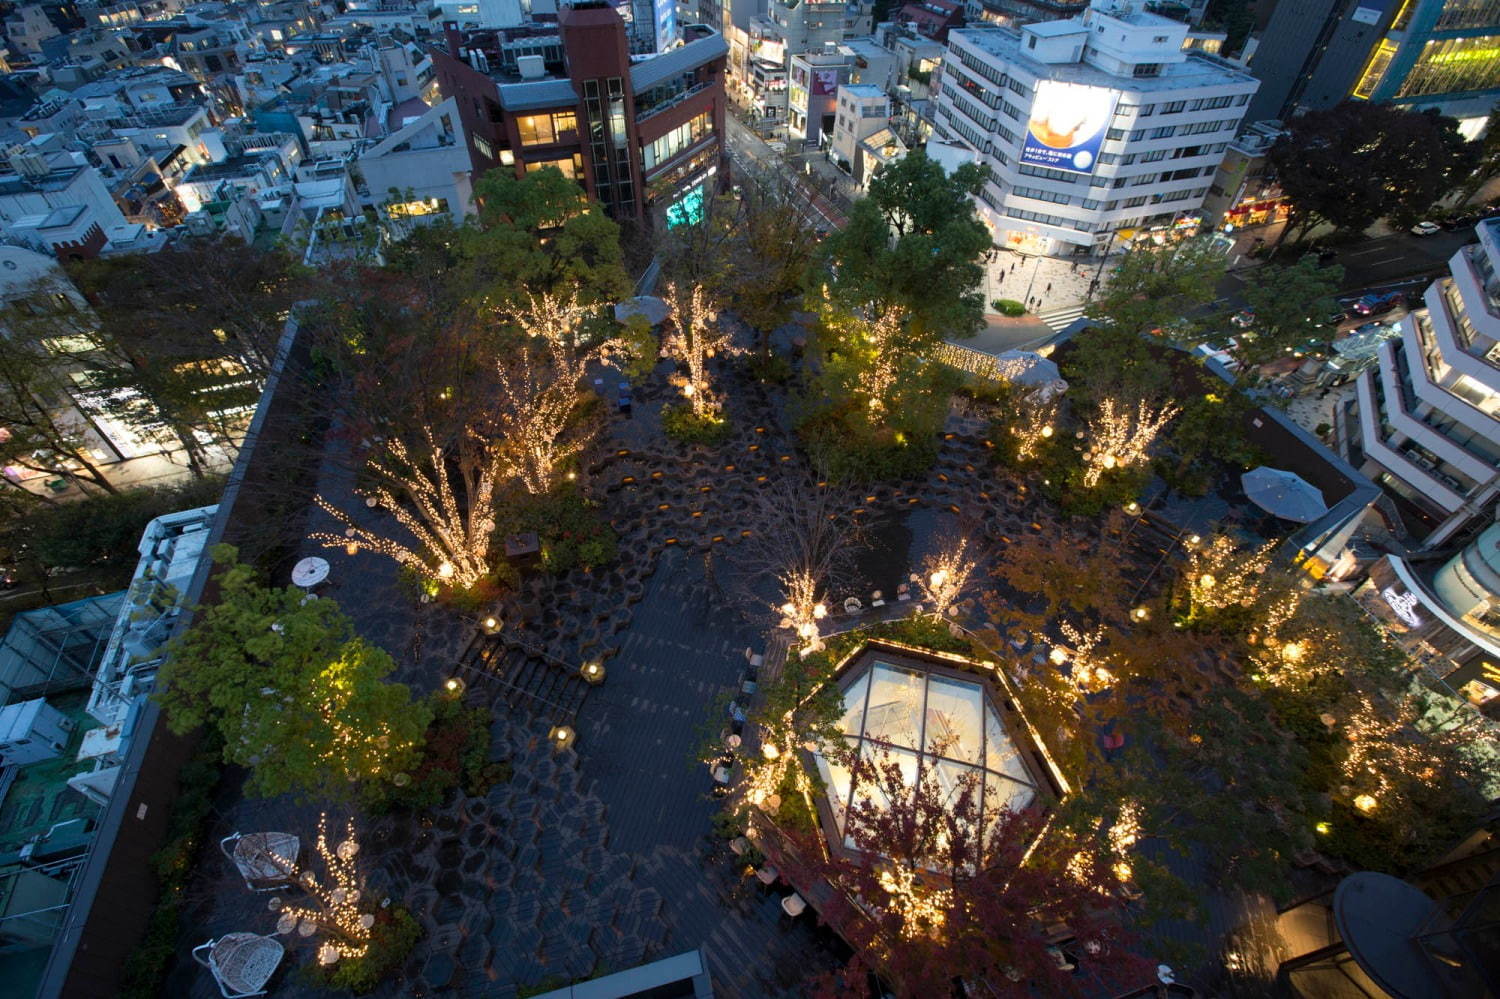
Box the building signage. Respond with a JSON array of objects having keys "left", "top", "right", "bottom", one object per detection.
[
  {"left": 1381, "top": 586, "right": 1423, "bottom": 628},
  {"left": 1019, "top": 81, "right": 1118, "bottom": 175},
  {"left": 812, "top": 69, "right": 840, "bottom": 96}
]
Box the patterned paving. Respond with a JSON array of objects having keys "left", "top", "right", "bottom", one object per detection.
[{"left": 167, "top": 355, "right": 1091, "bottom": 999}]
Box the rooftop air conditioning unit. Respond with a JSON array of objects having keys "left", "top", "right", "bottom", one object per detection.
[{"left": 516, "top": 54, "right": 545, "bottom": 79}]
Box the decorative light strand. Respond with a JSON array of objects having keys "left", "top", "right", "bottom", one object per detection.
[
  {"left": 313, "top": 425, "right": 498, "bottom": 588},
  {"left": 1082, "top": 398, "right": 1181, "bottom": 488}
]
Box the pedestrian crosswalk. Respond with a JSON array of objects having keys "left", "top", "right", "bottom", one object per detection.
[{"left": 1036, "top": 303, "right": 1089, "bottom": 333}]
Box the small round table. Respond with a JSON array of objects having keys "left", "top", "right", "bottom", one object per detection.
[{"left": 291, "top": 557, "right": 330, "bottom": 588}]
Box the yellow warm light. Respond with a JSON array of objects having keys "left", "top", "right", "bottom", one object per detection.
[{"left": 1354, "top": 793, "right": 1377, "bottom": 814}]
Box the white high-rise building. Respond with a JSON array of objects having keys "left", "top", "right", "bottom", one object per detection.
[
  {"left": 1348, "top": 219, "right": 1500, "bottom": 550},
  {"left": 931, "top": 0, "right": 1258, "bottom": 256}
]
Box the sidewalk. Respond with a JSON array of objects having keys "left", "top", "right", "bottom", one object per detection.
[{"left": 982, "top": 248, "right": 1123, "bottom": 333}]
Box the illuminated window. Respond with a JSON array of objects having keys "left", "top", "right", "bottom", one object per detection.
[
  {"left": 516, "top": 111, "right": 578, "bottom": 146},
  {"left": 524, "top": 154, "right": 584, "bottom": 179},
  {"left": 386, "top": 197, "right": 449, "bottom": 219},
  {"left": 642, "top": 111, "right": 712, "bottom": 171},
  {"left": 1353, "top": 38, "right": 1398, "bottom": 99},
  {"left": 1397, "top": 35, "right": 1500, "bottom": 98}
]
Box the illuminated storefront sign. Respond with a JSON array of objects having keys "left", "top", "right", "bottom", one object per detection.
[
  {"left": 1381, "top": 586, "right": 1423, "bottom": 628},
  {"left": 1019, "top": 81, "right": 1118, "bottom": 176}
]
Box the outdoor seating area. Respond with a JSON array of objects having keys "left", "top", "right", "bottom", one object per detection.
[
  {"left": 192, "top": 933, "right": 285, "bottom": 999},
  {"left": 220, "top": 832, "right": 300, "bottom": 893}
]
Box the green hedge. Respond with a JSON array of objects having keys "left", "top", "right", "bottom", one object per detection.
[
  {"left": 303, "top": 906, "right": 422, "bottom": 994},
  {"left": 992, "top": 298, "right": 1026, "bottom": 317},
  {"left": 498, "top": 484, "right": 618, "bottom": 574},
  {"left": 16, "top": 476, "right": 226, "bottom": 585},
  {"left": 118, "top": 733, "right": 225, "bottom": 999},
  {"left": 661, "top": 403, "right": 734, "bottom": 445}
]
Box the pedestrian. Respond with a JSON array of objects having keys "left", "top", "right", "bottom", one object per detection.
[{"left": 1046, "top": 282, "right": 1052, "bottom": 293}]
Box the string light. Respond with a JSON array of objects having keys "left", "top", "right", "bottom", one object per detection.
[
  {"left": 1082, "top": 398, "right": 1181, "bottom": 488},
  {"left": 918, "top": 534, "right": 978, "bottom": 618},
  {"left": 272, "top": 816, "right": 376, "bottom": 963},
  {"left": 855, "top": 310, "right": 907, "bottom": 415},
  {"left": 312, "top": 425, "right": 498, "bottom": 589},
  {"left": 1183, "top": 535, "right": 1277, "bottom": 619},
  {"left": 665, "top": 283, "right": 741, "bottom": 418}
]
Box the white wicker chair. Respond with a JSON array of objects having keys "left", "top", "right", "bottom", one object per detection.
[
  {"left": 193, "top": 933, "right": 285, "bottom": 998},
  {"left": 220, "top": 832, "right": 299, "bottom": 892}
]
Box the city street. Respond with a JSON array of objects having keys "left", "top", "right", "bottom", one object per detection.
[{"left": 724, "top": 114, "right": 848, "bottom": 232}]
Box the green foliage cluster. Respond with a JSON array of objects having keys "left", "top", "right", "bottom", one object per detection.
[
  {"left": 499, "top": 484, "right": 617, "bottom": 574},
  {"left": 660, "top": 403, "right": 733, "bottom": 445},
  {"left": 303, "top": 907, "right": 423, "bottom": 994},
  {"left": 155, "top": 546, "right": 432, "bottom": 802},
  {"left": 1235, "top": 254, "right": 1344, "bottom": 366},
  {"left": 820, "top": 150, "right": 992, "bottom": 339},
  {"left": 744, "top": 350, "right": 794, "bottom": 385},
  {"left": 13, "top": 476, "right": 225, "bottom": 583},
  {"left": 991, "top": 298, "right": 1026, "bottom": 317},
  {"left": 1269, "top": 102, "right": 1478, "bottom": 239},
  {"left": 795, "top": 304, "right": 960, "bottom": 483},
  {"left": 378, "top": 693, "right": 509, "bottom": 812},
  {"left": 119, "top": 734, "right": 224, "bottom": 999}
]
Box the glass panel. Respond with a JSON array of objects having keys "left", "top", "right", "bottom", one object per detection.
[
  {"left": 988, "top": 771, "right": 1037, "bottom": 818},
  {"left": 925, "top": 675, "right": 984, "bottom": 763},
  {"left": 851, "top": 741, "right": 919, "bottom": 817},
  {"left": 813, "top": 747, "right": 853, "bottom": 834},
  {"left": 985, "top": 702, "right": 1034, "bottom": 787},
  {"left": 838, "top": 670, "right": 870, "bottom": 736},
  {"left": 862, "top": 663, "right": 926, "bottom": 750},
  {"left": 932, "top": 758, "right": 985, "bottom": 812}
]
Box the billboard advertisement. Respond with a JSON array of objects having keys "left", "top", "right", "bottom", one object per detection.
[
  {"left": 1019, "top": 81, "right": 1119, "bottom": 176},
  {"left": 812, "top": 69, "right": 841, "bottom": 96}
]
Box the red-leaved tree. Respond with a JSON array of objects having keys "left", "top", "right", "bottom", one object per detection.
[{"left": 765, "top": 741, "right": 1151, "bottom": 998}]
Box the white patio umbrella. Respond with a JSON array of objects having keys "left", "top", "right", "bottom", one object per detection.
[
  {"left": 613, "top": 296, "right": 670, "bottom": 326},
  {"left": 1241, "top": 466, "right": 1327, "bottom": 523}
]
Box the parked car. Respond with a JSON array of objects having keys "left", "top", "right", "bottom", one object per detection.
[
  {"left": 1441, "top": 213, "right": 1478, "bottom": 231},
  {"left": 1410, "top": 220, "right": 1442, "bottom": 237},
  {"left": 1352, "top": 291, "right": 1405, "bottom": 316}
]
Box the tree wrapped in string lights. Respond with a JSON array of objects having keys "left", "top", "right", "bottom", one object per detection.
[
  {"left": 1054, "top": 620, "right": 1116, "bottom": 696},
  {"left": 767, "top": 741, "right": 1148, "bottom": 997},
  {"left": 854, "top": 309, "right": 907, "bottom": 417},
  {"left": 664, "top": 282, "right": 738, "bottom": 418},
  {"left": 492, "top": 334, "right": 595, "bottom": 495},
  {"left": 1081, "top": 398, "right": 1181, "bottom": 488},
  {"left": 313, "top": 424, "right": 500, "bottom": 590},
  {"left": 918, "top": 532, "right": 980, "bottom": 619},
  {"left": 1178, "top": 534, "right": 1277, "bottom": 630},
  {"left": 268, "top": 816, "right": 376, "bottom": 966}
]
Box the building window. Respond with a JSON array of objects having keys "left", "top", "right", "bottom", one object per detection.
[
  {"left": 517, "top": 111, "right": 578, "bottom": 146},
  {"left": 524, "top": 154, "right": 585, "bottom": 180},
  {"left": 1133, "top": 63, "right": 1161, "bottom": 78},
  {"left": 387, "top": 197, "right": 449, "bottom": 218},
  {"left": 642, "top": 111, "right": 712, "bottom": 171}
]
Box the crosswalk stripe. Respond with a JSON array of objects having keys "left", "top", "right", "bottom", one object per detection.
[{"left": 1036, "top": 304, "right": 1087, "bottom": 333}]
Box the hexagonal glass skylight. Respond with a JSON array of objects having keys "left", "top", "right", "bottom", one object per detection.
[{"left": 812, "top": 658, "right": 1039, "bottom": 847}]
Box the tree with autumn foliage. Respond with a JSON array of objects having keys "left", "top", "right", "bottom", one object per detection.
[{"left": 768, "top": 741, "right": 1151, "bottom": 998}]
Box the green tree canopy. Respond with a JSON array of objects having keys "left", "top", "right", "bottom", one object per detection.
[
  {"left": 1269, "top": 102, "right": 1478, "bottom": 241},
  {"left": 1065, "top": 236, "right": 1228, "bottom": 405},
  {"left": 821, "top": 150, "right": 991, "bottom": 339},
  {"left": 395, "top": 167, "right": 631, "bottom": 316},
  {"left": 155, "top": 545, "right": 431, "bottom": 801},
  {"left": 1235, "top": 254, "right": 1344, "bottom": 365}
]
